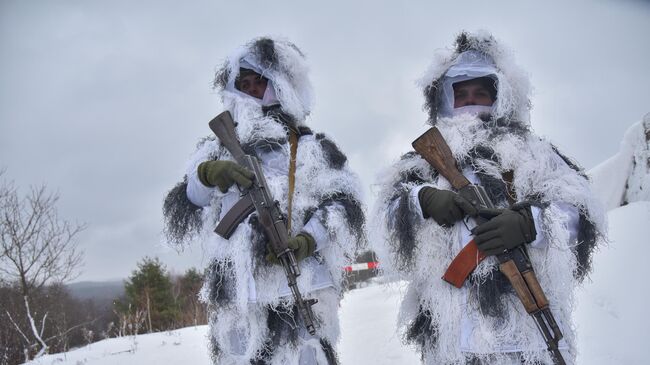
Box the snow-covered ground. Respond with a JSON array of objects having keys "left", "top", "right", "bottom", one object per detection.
[
  {"left": 574, "top": 201, "right": 650, "bottom": 365},
  {"left": 23, "top": 202, "right": 650, "bottom": 365},
  {"left": 338, "top": 280, "right": 420, "bottom": 364},
  {"left": 23, "top": 326, "right": 212, "bottom": 364}
]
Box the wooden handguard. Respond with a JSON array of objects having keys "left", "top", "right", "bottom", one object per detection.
[
  {"left": 522, "top": 269, "right": 550, "bottom": 309},
  {"left": 499, "top": 260, "right": 539, "bottom": 314}
]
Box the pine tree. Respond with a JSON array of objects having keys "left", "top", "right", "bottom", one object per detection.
[
  {"left": 176, "top": 268, "right": 206, "bottom": 326},
  {"left": 120, "top": 257, "right": 179, "bottom": 333}
]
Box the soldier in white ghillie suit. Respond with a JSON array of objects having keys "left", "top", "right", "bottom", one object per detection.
[
  {"left": 371, "top": 31, "right": 605, "bottom": 364},
  {"left": 163, "top": 37, "right": 365, "bottom": 365}
]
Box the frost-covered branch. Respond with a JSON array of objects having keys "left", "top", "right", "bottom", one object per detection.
[
  {"left": 24, "top": 296, "right": 48, "bottom": 358},
  {"left": 40, "top": 311, "right": 48, "bottom": 338}
]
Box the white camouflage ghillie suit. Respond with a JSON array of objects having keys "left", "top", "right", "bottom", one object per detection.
[
  {"left": 371, "top": 31, "right": 605, "bottom": 364},
  {"left": 163, "top": 38, "right": 365, "bottom": 365}
]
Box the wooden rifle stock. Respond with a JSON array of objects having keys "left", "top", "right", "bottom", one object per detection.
[{"left": 412, "top": 127, "right": 470, "bottom": 190}]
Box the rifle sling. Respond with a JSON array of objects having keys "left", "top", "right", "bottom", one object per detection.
[{"left": 286, "top": 130, "right": 299, "bottom": 233}]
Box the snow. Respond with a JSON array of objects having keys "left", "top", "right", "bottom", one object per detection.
[
  {"left": 589, "top": 116, "right": 649, "bottom": 210},
  {"left": 574, "top": 201, "right": 650, "bottom": 365},
  {"left": 24, "top": 326, "right": 212, "bottom": 365},
  {"left": 338, "top": 280, "right": 420, "bottom": 364},
  {"left": 588, "top": 152, "right": 630, "bottom": 210}
]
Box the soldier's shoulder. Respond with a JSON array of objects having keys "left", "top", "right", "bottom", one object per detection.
[{"left": 310, "top": 132, "right": 348, "bottom": 170}]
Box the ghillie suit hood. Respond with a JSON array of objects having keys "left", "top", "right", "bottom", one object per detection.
[
  {"left": 419, "top": 30, "right": 532, "bottom": 129},
  {"left": 213, "top": 37, "right": 314, "bottom": 126},
  {"left": 163, "top": 37, "right": 365, "bottom": 365},
  {"left": 371, "top": 31, "right": 605, "bottom": 364}
]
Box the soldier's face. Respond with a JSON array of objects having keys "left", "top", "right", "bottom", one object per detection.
[
  {"left": 238, "top": 73, "right": 268, "bottom": 99},
  {"left": 453, "top": 79, "right": 494, "bottom": 108}
]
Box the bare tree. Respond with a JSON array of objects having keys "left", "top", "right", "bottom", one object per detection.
[
  {"left": 113, "top": 304, "right": 146, "bottom": 337},
  {"left": 0, "top": 172, "right": 85, "bottom": 361}
]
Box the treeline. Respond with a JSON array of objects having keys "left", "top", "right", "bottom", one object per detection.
[
  {"left": 1, "top": 283, "right": 105, "bottom": 364},
  {"left": 1, "top": 258, "right": 207, "bottom": 365},
  {"left": 113, "top": 257, "right": 207, "bottom": 336}
]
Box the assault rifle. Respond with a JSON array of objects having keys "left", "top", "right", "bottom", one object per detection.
[
  {"left": 412, "top": 127, "right": 566, "bottom": 365},
  {"left": 208, "top": 111, "right": 318, "bottom": 336}
]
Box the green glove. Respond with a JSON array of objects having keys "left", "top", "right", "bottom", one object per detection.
[
  {"left": 266, "top": 232, "right": 316, "bottom": 265},
  {"left": 472, "top": 203, "right": 537, "bottom": 256},
  {"left": 197, "top": 160, "right": 254, "bottom": 193},
  {"left": 418, "top": 186, "right": 478, "bottom": 227}
]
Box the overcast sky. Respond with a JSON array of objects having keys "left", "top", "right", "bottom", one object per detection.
[{"left": 1, "top": 0, "right": 649, "bottom": 282}]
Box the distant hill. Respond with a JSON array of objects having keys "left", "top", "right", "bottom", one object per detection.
[{"left": 66, "top": 280, "right": 125, "bottom": 308}]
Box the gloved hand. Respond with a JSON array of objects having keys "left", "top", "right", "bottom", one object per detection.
[
  {"left": 418, "top": 186, "right": 478, "bottom": 227},
  {"left": 197, "top": 160, "right": 254, "bottom": 193},
  {"left": 472, "top": 203, "right": 537, "bottom": 256},
  {"left": 266, "top": 232, "right": 316, "bottom": 265}
]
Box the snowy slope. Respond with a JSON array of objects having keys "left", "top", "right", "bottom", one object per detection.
[
  {"left": 23, "top": 326, "right": 211, "bottom": 365},
  {"left": 23, "top": 280, "right": 419, "bottom": 365},
  {"left": 574, "top": 201, "right": 650, "bottom": 365},
  {"left": 338, "top": 280, "right": 420, "bottom": 364}
]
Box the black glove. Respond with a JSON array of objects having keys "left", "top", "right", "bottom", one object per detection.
[
  {"left": 418, "top": 187, "right": 478, "bottom": 227},
  {"left": 197, "top": 160, "right": 254, "bottom": 193},
  {"left": 266, "top": 232, "right": 316, "bottom": 265},
  {"left": 472, "top": 203, "right": 537, "bottom": 256}
]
